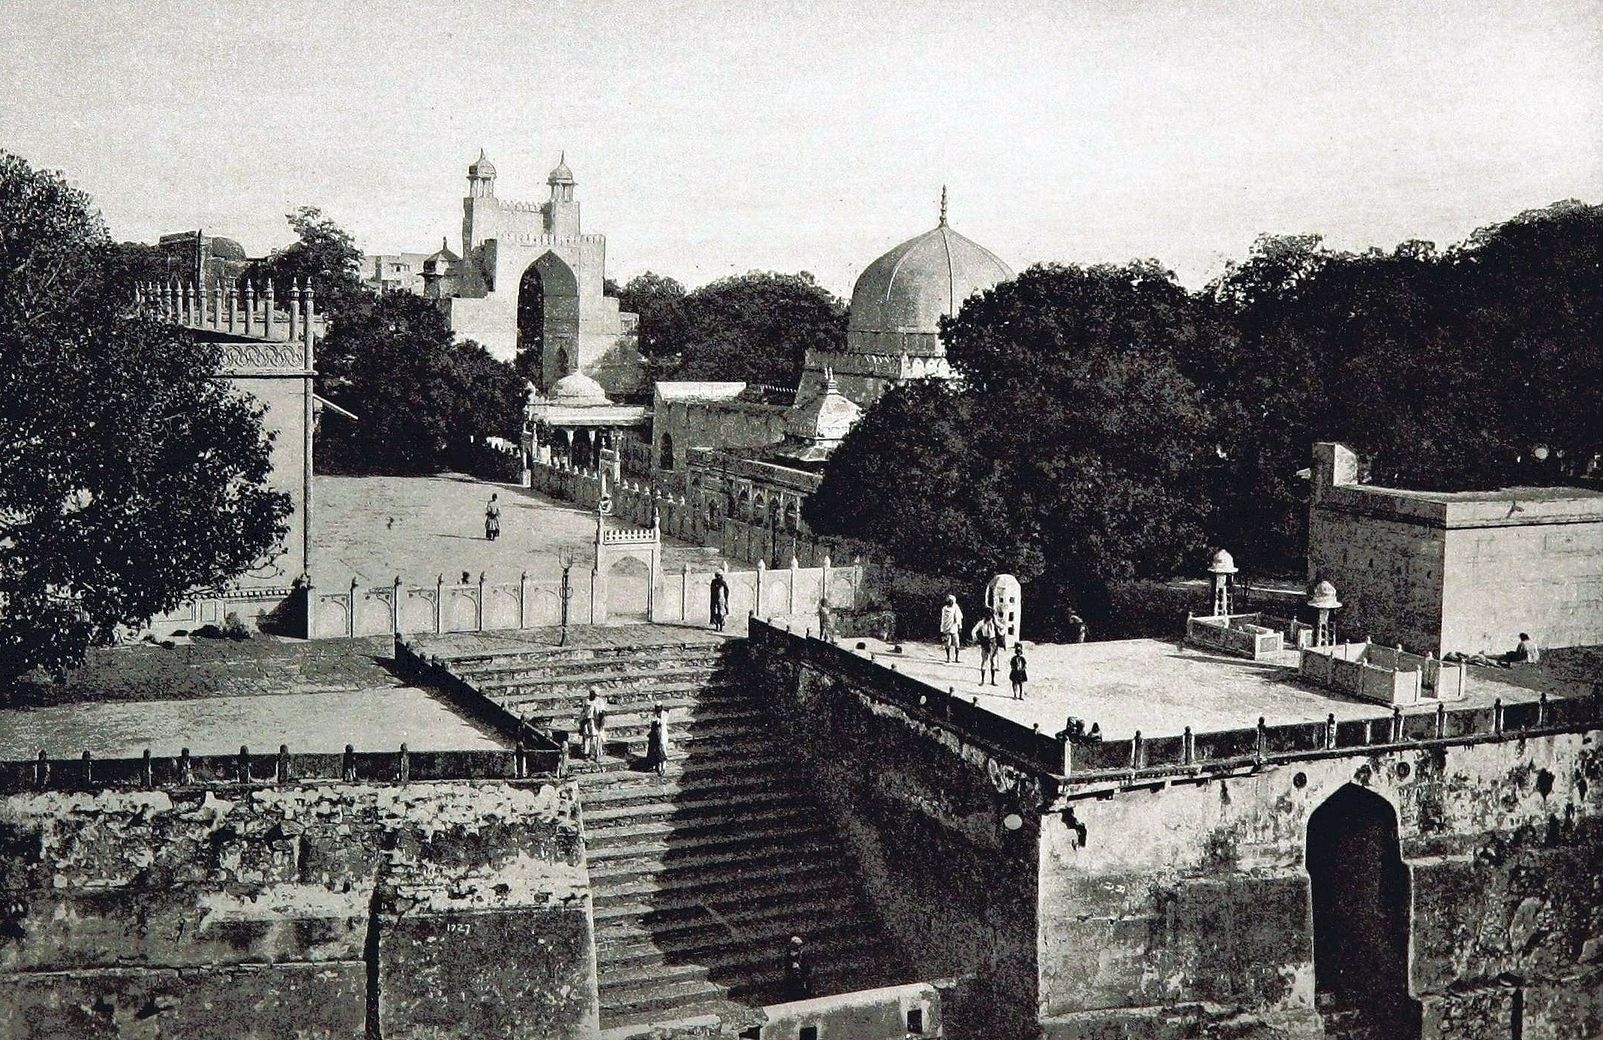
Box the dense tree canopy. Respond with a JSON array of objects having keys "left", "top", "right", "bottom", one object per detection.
[
  {"left": 649, "top": 271, "right": 846, "bottom": 386},
  {"left": 316, "top": 292, "right": 524, "bottom": 474},
  {"left": 811, "top": 201, "right": 1603, "bottom": 637},
  {"left": 809, "top": 261, "right": 1217, "bottom": 633},
  {"left": 0, "top": 151, "right": 290, "bottom": 684},
  {"left": 613, "top": 271, "right": 687, "bottom": 362}
]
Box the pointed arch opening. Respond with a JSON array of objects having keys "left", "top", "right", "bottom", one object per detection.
[
  {"left": 518, "top": 251, "right": 580, "bottom": 390},
  {"left": 1306, "top": 783, "right": 1421, "bottom": 1038}
]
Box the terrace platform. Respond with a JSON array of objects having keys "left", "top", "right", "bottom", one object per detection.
[{"left": 839, "top": 636, "right": 1562, "bottom": 742}]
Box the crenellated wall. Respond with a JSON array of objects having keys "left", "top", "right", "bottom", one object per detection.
[{"left": 0, "top": 780, "right": 598, "bottom": 1039}]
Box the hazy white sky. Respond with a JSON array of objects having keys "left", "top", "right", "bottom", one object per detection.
[{"left": 3, "top": 0, "right": 1598, "bottom": 294}]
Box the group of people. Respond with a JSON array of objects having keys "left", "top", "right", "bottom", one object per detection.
[
  {"left": 939, "top": 595, "right": 1030, "bottom": 699},
  {"left": 578, "top": 689, "right": 671, "bottom": 776}
]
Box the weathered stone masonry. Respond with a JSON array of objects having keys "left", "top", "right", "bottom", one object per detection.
[
  {"left": 747, "top": 620, "right": 1603, "bottom": 1039},
  {"left": 0, "top": 781, "right": 598, "bottom": 1040}
]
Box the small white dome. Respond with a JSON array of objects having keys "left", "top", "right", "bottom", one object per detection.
[{"left": 550, "top": 372, "right": 609, "bottom": 404}]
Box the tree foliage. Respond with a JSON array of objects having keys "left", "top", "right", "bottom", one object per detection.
[
  {"left": 614, "top": 271, "right": 687, "bottom": 361},
  {"left": 316, "top": 293, "right": 524, "bottom": 474},
  {"left": 810, "top": 262, "right": 1216, "bottom": 635},
  {"left": 249, "top": 205, "right": 366, "bottom": 322},
  {"left": 653, "top": 271, "right": 845, "bottom": 386},
  {"left": 811, "top": 201, "right": 1603, "bottom": 636},
  {"left": 0, "top": 151, "right": 290, "bottom": 684}
]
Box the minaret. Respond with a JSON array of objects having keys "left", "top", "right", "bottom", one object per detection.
[
  {"left": 462, "top": 149, "right": 498, "bottom": 254},
  {"left": 545, "top": 152, "right": 581, "bottom": 237}
]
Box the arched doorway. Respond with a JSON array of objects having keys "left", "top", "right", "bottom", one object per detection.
[
  {"left": 1306, "top": 783, "right": 1421, "bottom": 1038},
  {"left": 659, "top": 433, "right": 675, "bottom": 471},
  {"left": 607, "top": 556, "right": 652, "bottom": 622},
  {"left": 517, "top": 252, "right": 580, "bottom": 390}
]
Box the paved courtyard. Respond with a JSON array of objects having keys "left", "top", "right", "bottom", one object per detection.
[
  {"left": 841, "top": 636, "right": 1554, "bottom": 741},
  {"left": 312, "top": 473, "right": 721, "bottom": 587}
]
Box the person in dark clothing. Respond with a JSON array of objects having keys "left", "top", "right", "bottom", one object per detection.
[
  {"left": 1009, "top": 644, "right": 1028, "bottom": 700},
  {"left": 709, "top": 571, "right": 730, "bottom": 631},
  {"left": 484, "top": 493, "right": 501, "bottom": 541},
  {"left": 783, "top": 935, "right": 813, "bottom": 1000},
  {"left": 645, "top": 702, "right": 670, "bottom": 777}
]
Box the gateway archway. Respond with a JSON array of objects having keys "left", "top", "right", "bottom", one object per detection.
[{"left": 1306, "top": 783, "right": 1421, "bottom": 1038}]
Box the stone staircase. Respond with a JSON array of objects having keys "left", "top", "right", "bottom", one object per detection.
[{"left": 450, "top": 631, "right": 909, "bottom": 1033}]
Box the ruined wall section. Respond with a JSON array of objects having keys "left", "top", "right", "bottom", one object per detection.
[
  {"left": 747, "top": 642, "right": 1043, "bottom": 1040},
  {"left": 0, "top": 781, "right": 598, "bottom": 1040},
  {"left": 1040, "top": 732, "right": 1603, "bottom": 1039}
]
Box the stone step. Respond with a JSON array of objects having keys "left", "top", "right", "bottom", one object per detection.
[
  {"left": 588, "top": 835, "right": 848, "bottom": 885},
  {"left": 597, "top": 910, "right": 884, "bottom": 973},
  {"left": 513, "top": 698, "right": 761, "bottom": 735},
  {"left": 597, "top": 998, "right": 757, "bottom": 1040},
  {"left": 497, "top": 681, "right": 748, "bottom": 717},
  {"left": 459, "top": 645, "right": 733, "bottom": 680},
  {"left": 583, "top": 786, "right": 805, "bottom": 827},
  {"left": 486, "top": 665, "right": 733, "bottom": 698},
  {"left": 576, "top": 751, "right": 791, "bottom": 793},
  {"left": 578, "top": 767, "right": 797, "bottom": 811},
  {"left": 590, "top": 856, "right": 848, "bottom": 906},
  {"left": 583, "top": 805, "right": 817, "bottom": 850},
  {"left": 598, "top": 926, "right": 890, "bottom": 995},
  {"left": 586, "top": 815, "right": 834, "bottom": 865},
  {"left": 599, "top": 947, "right": 903, "bottom": 1025},
  {"left": 592, "top": 878, "right": 866, "bottom": 945},
  {"left": 439, "top": 637, "right": 736, "bottom": 669}
]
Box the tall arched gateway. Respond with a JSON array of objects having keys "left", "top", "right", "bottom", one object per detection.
[
  {"left": 517, "top": 252, "right": 580, "bottom": 390},
  {"left": 1305, "top": 783, "right": 1422, "bottom": 1038}
]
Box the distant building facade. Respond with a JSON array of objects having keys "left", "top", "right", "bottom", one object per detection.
[
  {"left": 427, "top": 151, "right": 641, "bottom": 396},
  {"left": 1308, "top": 441, "right": 1603, "bottom": 655}
]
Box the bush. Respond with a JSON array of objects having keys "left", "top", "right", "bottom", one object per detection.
[{"left": 221, "top": 612, "right": 251, "bottom": 640}]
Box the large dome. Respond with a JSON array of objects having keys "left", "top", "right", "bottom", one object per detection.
[{"left": 848, "top": 222, "right": 1013, "bottom": 340}]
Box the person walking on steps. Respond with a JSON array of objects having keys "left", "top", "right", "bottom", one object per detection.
[
  {"left": 783, "top": 936, "right": 813, "bottom": 1000},
  {"left": 646, "top": 702, "right": 670, "bottom": 777},
  {"left": 940, "top": 595, "right": 964, "bottom": 663},
  {"left": 972, "top": 609, "right": 1000, "bottom": 686},
  {"left": 484, "top": 493, "right": 501, "bottom": 541},
  {"left": 709, "top": 570, "right": 730, "bottom": 632},
  {"left": 580, "top": 689, "right": 608, "bottom": 763},
  {"left": 1009, "top": 643, "right": 1029, "bottom": 701}
]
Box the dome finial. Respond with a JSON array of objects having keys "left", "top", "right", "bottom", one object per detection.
[{"left": 938, "top": 186, "right": 948, "bottom": 227}]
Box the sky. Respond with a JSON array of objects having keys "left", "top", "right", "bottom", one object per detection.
[{"left": 2, "top": 0, "right": 1598, "bottom": 296}]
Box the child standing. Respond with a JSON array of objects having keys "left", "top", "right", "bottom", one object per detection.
[{"left": 1009, "top": 643, "right": 1029, "bottom": 700}]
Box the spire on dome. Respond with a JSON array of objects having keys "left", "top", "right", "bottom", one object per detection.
[{"left": 939, "top": 186, "right": 948, "bottom": 227}]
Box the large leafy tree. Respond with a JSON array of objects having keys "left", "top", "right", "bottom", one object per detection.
[
  {"left": 0, "top": 151, "right": 290, "bottom": 684},
  {"left": 614, "top": 271, "right": 687, "bottom": 364},
  {"left": 810, "top": 262, "right": 1216, "bottom": 636},
  {"left": 655, "top": 271, "right": 846, "bottom": 386},
  {"left": 249, "top": 205, "right": 366, "bottom": 322},
  {"left": 316, "top": 292, "right": 523, "bottom": 474}
]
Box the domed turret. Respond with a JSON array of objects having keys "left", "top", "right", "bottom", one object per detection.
[
  {"left": 547, "top": 152, "right": 575, "bottom": 186},
  {"left": 468, "top": 148, "right": 497, "bottom": 179},
  {"left": 549, "top": 371, "right": 610, "bottom": 404},
  {"left": 1208, "top": 549, "right": 1238, "bottom": 575},
  {"left": 846, "top": 190, "right": 1013, "bottom": 358}
]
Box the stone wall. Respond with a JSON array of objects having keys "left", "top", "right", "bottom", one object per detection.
[
  {"left": 1041, "top": 733, "right": 1603, "bottom": 1039},
  {"left": 0, "top": 780, "right": 598, "bottom": 1039},
  {"left": 1308, "top": 441, "right": 1603, "bottom": 654},
  {"left": 747, "top": 638, "right": 1044, "bottom": 1040}
]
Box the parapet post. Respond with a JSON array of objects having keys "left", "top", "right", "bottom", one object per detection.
[
  {"left": 236, "top": 745, "right": 251, "bottom": 784},
  {"left": 1325, "top": 712, "right": 1337, "bottom": 750},
  {"left": 33, "top": 749, "right": 48, "bottom": 789},
  {"left": 1537, "top": 691, "right": 1548, "bottom": 728},
  {"left": 244, "top": 280, "right": 255, "bottom": 337},
  {"left": 81, "top": 750, "right": 93, "bottom": 788},
  {"left": 1389, "top": 706, "right": 1404, "bottom": 744},
  {"left": 342, "top": 744, "right": 356, "bottom": 782},
  {"left": 178, "top": 747, "right": 193, "bottom": 785},
  {"left": 1255, "top": 716, "right": 1267, "bottom": 765},
  {"left": 1182, "top": 725, "right": 1195, "bottom": 765},
  {"left": 141, "top": 749, "right": 153, "bottom": 789},
  {"left": 1130, "top": 730, "right": 1144, "bottom": 773},
  {"left": 277, "top": 745, "right": 290, "bottom": 783},
  {"left": 264, "top": 279, "right": 276, "bottom": 338},
  {"left": 288, "top": 279, "right": 300, "bottom": 344},
  {"left": 397, "top": 744, "right": 410, "bottom": 784},
  {"left": 1493, "top": 698, "right": 1505, "bottom": 736},
  {"left": 1435, "top": 702, "right": 1447, "bottom": 740}
]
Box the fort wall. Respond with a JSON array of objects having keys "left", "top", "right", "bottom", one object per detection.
[{"left": 0, "top": 780, "right": 598, "bottom": 1039}]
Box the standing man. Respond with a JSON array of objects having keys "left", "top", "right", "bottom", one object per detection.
[
  {"left": 709, "top": 570, "right": 730, "bottom": 632},
  {"left": 646, "top": 702, "right": 670, "bottom": 777},
  {"left": 940, "top": 595, "right": 964, "bottom": 663},
  {"left": 783, "top": 936, "right": 813, "bottom": 1000},
  {"left": 485, "top": 493, "right": 502, "bottom": 541},
  {"left": 1066, "top": 610, "right": 1088, "bottom": 644},
  {"left": 971, "top": 609, "right": 1000, "bottom": 686}
]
